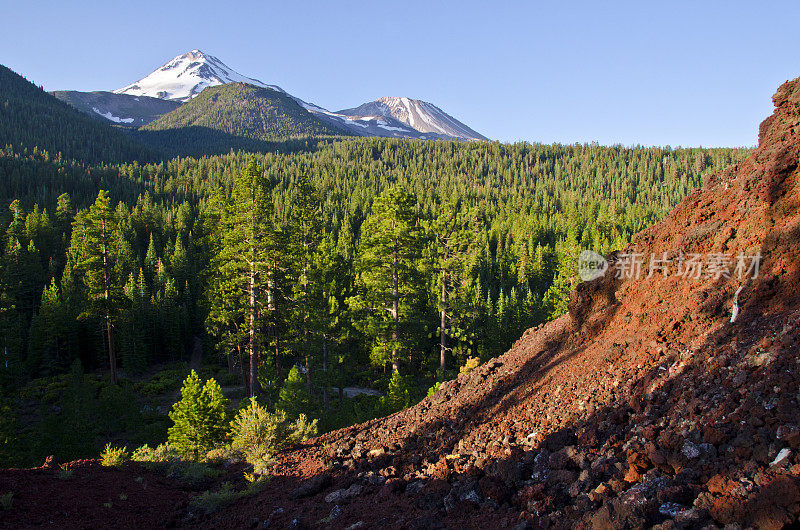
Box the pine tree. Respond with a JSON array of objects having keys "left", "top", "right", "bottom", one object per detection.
[
  {"left": 307, "top": 237, "right": 347, "bottom": 411},
  {"left": 286, "top": 175, "right": 323, "bottom": 384},
  {"left": 427, "top": 198, "right": 480, "bottom": 374},
  {"left": 75, "top": 190, "right": 124, "bottom": 383},
  {"left": 0, "top": 395, "right": 18, "bottom": 467},
  {"left": 28, "top": 278, "right": 68, "bottom": 375},
  {"left": 542, "top": 237, "right": 580, "bottom": 319},
  {"left": 207, "top": 160, "right": 278, "bottom": 397},
  {"left": 382, "top": 369, "right": 411, "bottom": 413},
  {"left": 0, "top": 265, "right": 23, "bottom": 386},
  {"left": 277, "top": 365, "right": 314, "bottom": 421},
  {"left": 119, "top": 272, "right": 147, "bottom": 373},
  {"left": 167, "top": 370, "right": 229, "bottom": 457},
  {"left": 349, "top": 186, "right": 423, "bottom": 373}
]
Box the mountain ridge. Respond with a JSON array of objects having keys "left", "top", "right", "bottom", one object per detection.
[
  {"left": 68, "top": 49, "right": 488, "bottom": 141},
  {"left": 52, "top": 90, "right": 181, "bottom": 127}
]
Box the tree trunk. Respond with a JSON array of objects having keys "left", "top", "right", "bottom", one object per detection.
[
  {"left": 322, "top": 336, "right": 328, "bottom": 371},
  {"left": 227, "top": 345, "right": 235, "bottom": 374},
  {"left": 100, "top": 218, "right": 117, "bottom": 384},
  {"left": 440, "top": 269, "right": 447, "bottom": 374},
  {"left": 391, "top": 249, "right": 399, "bottom": 373},
  {"left": 322, "top": 336, "right": 329, "bottom": 411},
  {"left": 237, "top": 343, "right": 247, "bottom": 388},
  {"left": 249, "top": 257, "right": 258, "bottom": 398},
  {"left": 106, "top": 315, "right": 116, "bottom": 384},
  {"left": 274, "top": 331, "right": 281, "bottom": 381}
]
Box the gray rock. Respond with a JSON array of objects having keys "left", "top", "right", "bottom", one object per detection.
[
  {"left": 406, "top": 480, "right": 427, "bottom": 495},
  {"left": 319, "top": 505, "right": 342, "bottom": 524},
  {"left": 460, "top": 489, "right": 481, "bottom": 503},
  {"left": 324, "top": 483, "right": 363, "bottom": 503},
  {"left": 681, "top": 441, "right": 700, "bottom": 459},
  {"left": 770, "top": 447, "right": 791, "bottom": 467},
  {"left": 659, "top": 502, "right": 688, "bottom": 517},
  {"left": 698, "top": 442, "right": 717, "bottom": 460},
  {"left": 289, "top": 474, "right": 331, "bottom": 499}
]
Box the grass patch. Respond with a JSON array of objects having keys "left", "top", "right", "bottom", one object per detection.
[
  {"left": 57, "top": 464, "right": 73, "bottom": 479},
  {"left": 189, "top": 473, "right": 268, "bottom": 515},
  {"left": 0, "top": 492, "right": 13, "bottom": 510},
  {"left": 135, "top": 363, "right": 190, "bottom": 397},
  {"left": 131, "top": 443, "right": 221, "bottom": 486}
]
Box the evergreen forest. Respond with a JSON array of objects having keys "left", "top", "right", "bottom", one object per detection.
[{"left": 0, "top": 63, "right": 752, "bottom": 467}]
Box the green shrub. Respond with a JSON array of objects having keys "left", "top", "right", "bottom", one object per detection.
[
  {"left": 427, "top": 381, "right": 442, "bottom": 397},
  {"left": 100, "top": 443, "right": 130, "bottom": 467},
  {"left": 131, "top": 442, "right": 175, "bottom": 463},
  {"left": 131, "top": 443, "right": 220, "bottom": 485},
  {"left": 288, "top": 413, "right": 318, "bottom": 444},
  {"left": 136, "top": 363, "right": 190, "bottom": 397},
  {"left": 167, "top": 371, "right": 228, "bottom": 457},
  {"left": 460, "top": 356, "right": 480, "bottom": 374},
  {"left": 229, "top": 398, "right": 317, "bottom": 475},
  {"left": 97, "top": 384, "right": 141, "bottom": 433},
  {"left": 243, "top": 471, "right": 268, "bottom": 491},
  {"left": 204, "top": 447, "right": 234, "bottom": 464},
  {"left": 190, "top": 482, "right": 240, "bottom": 514},
  {"left": 229, "top": 398, "right": 284, "bottom": 475}
]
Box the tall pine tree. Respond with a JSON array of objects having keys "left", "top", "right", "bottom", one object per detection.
[
  {"left": 427, "top": 198, "right": 480, "bottom": 374},
  {"left": 349, "top": 186, "right": 423, "bottom": 373},
  {"left": 75, "top": 191, "right": 124, "bottom": 384},
  {"left": 207, "top": 160, "right": 278, "bottom": 397}
]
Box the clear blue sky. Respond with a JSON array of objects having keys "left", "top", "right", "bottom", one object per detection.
[{"left": 2, "top": 0, "right": 799, "bottom": 146}]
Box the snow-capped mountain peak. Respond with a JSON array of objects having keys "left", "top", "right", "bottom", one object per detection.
[
  {"left": 113, "top": 50, "right": 283, "bottom": 102},
  {"left": 337, "top": 97, "right": 487, "bottom": 141}
]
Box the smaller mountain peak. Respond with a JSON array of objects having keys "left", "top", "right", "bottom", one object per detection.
[{"left": 335, "top": 97, "right": 487, "bottom": 140}]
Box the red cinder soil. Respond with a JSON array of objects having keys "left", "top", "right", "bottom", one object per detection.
[
  {"left": 0, "top": 458, "right": 193, "bottom": 529},
  {"left": 5, "top": 77, "right": 800, "bottom": 529}
]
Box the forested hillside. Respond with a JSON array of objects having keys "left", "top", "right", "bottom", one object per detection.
[
  {"left": 0, "top": 65, "right": 154, "bottom": 164},
  {"left": 0, "top": 129, "right": 750, "bottom": 466},
  {"left": 139, "top": 83, "right": 349, "bottom": 155}
]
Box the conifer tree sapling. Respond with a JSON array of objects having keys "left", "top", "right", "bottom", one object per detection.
[{"left": 167, "top": 370, "right": 229, "bottom": 458}]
